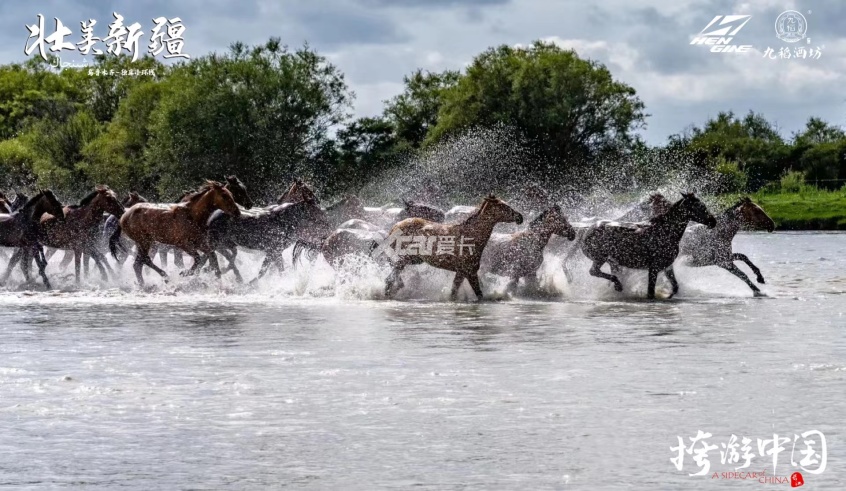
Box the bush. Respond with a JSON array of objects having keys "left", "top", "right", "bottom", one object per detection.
[
  {"left": 714, "top": 157, "right": 748, "bottom": 193},
  {"left": 779, "top": 170, "right": 809, "bottom": 193}
]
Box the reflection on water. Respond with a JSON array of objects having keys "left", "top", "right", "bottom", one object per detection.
[{"left": 0, "top": 233, "right": 844, "bottom": 488}]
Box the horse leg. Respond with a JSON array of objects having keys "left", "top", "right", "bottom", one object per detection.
[
  {"left": 732, "top": 253, "right": 765, "bottom": 284},
  {"left": 647, "top": 267, "right": 659, "bottom": 300},
  {"left": 663, "top": 266, "right": 679, "bottom": 298},
  {"left": 84, "top": 253, "right": 91, "bottom": 277},
  {"left": 140, "top": 249, "right": 169, "bottom": 281},
  {"left": 88, "top": 248, "right": 110, "bottom": 281},
  {"left": 466, "top": 272, "right": 484, "bottom": 301},
  {"left": 506, "top": 276, "right": 519, "bottom": 293},
  {"left": 384, "top": 261, "right": 408, "bottom": 298},
  {"left": 201, "top": 246, "right": 223, "bottom": 278},
  {"left": 449, "top": 272, "right": 466, "bottom": 300},
  {"left": 220, "top": 248, "right": 243, "bottom": 283},
  {"left": 181, "top": 249, "right": 204, "bottom": 276},
  {"left": 157, "top": 245, "right": 168, "bottom": 268},
  {"left": 524, "top": 274, "right": 540, "bottom": 292},
  {"left": 173, "top": 250, "right": 184, "bottom": 269},
  {"left": 589, "top": 261, "right": 622, "bottom": 292},
  {"left": 719, "top": 262, "right": 762, "bottom": 296},
  {"left": 33, "top": 245, "right": 51, "bottom": 289},
  {"left": 59, "top": 250, "right": 73, "bottom": 271},
  {"left": 74, "top": 249, "right": 82, "bottom": 283}
]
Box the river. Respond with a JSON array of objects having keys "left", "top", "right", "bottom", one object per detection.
[{"left": 0, "top": 232, "right": 843, "bottom": 489}]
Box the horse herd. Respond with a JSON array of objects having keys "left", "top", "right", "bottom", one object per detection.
[{"left": 0, "top": 176, "right": 776, "bottom": 300}]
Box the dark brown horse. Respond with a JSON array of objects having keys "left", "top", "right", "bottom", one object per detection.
[
  {"left": 483, "top": 205, "right": 576, "bottom": 292},
  {"left": 381, "top": 194, "right": 523, "bottom": 300},
  {"left": 560, "top": 193, "right": 673, "bottom": 282},
  {"left": 0, "top": 190, "right": 66, "bottom": 288},
  {"left": 679, "top": 197, "right": 774, "bottom": 296},
  {"left": 109, "top": 181, "right": 241, "bottom": 286},
  {"left": 580, "top": 193, "right": 716, "bottom": 299},
  {"left": 198, "top": 198, "right": 332, "bottom": 283},
  {"left": 29, "top": 186, "right": 125, "bottom": 282}
]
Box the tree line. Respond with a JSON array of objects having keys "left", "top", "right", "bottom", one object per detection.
[{"left": 1, "top": 38, "right": 843, "bottom": 203}]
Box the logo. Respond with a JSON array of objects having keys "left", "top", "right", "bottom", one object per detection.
[
  {"left": 691, "top": 15, "right": 753, "bottom": 53},
  {"left": 775, "top": 10, "right": 807, "bottom": 43},
  {"left": 371, "top": 231, "right": 476, "bottom": 261},
  {"left": 791, "top": 471, "right": 804, "bottom": 487}
]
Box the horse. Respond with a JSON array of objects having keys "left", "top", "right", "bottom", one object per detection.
[
  {"left": 199, "top": 198, "right": 332, "bottom": 283},
  {"left": 678, "top": 197, "right": 775, "bottom": 296},
  {"left": 381, "top": 194, "right": 523, "bottom": 301},
  {"left": 9, "top": 192, "right": 28, "bottom": 212},
  {"left": 157, "top": 176, "right": 254, "bottom": 269},
  {"left": 0, "top": 190, "right": 66, "bottom": 289},
  {"left": 278, "top": 178, "right": 319, "bottom": 205},
  {"left": 559, "top": 193, "right": 673, "bottom": 282},
  {"left": 109, "top": 181, "right": 242, "bottom": 286},
  {"left": 580, "top": 193, "right": 717, "bottom": 299},
  {"left": 482, "top": 205, "right": 576, "bottom": 292},
  {"left": 16, "top": 186, "right": 125, "bottom": 283}
]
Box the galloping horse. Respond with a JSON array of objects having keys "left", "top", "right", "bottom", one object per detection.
[
  {"left": 31, "top": 186, "right": 125, "bottom": 282},
  {"left": 580, "top": 193, "right": 716, "bottom": 299},
  {"left": 201, "top": 198, "right": 332, "bottom": 283},
  {"left": 678, "top": 197, "right": 775, "bottom": 296},
  {"left": 483, "top": 205, "right": 576, "bottom": 292},
  {"left": 0, "top": 190, "right": 66, "bottom": 289},
  {"left": 109, "top": 181, "right": 242, "bottom": 286},
  {"left": 560, "top": 193, "right": 673, "bottom": 282},
  {"left": 396, "top": 199, "right": 445, "bottom": 223},
  {"left": 382, "top": 194, "right": 523, "bottom": 301},
  {"left": 159, "top": 175, "right": 254, "bottom": 269},
  {"left": 102, "top": 192, "right": 149, "bottom": 265}
]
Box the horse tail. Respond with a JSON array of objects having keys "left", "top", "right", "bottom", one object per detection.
[
  {"left": 108, "top": 223, "right": 125, "bottom": 259},
  {"left": 291, "top": 240, "right": 320, "bottom": 267}
]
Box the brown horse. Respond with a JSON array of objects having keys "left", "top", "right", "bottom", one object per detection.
[
  {"left": 581, "top": 193, "right": 716, "bottom": 299},
  {"left": 29, "top": 186, "right": 125, "bottom": 282},
  {"left": 155, "top": 176, "right": 254, "bottom": 269},
  {"left": 381, "top": 194, "right": 523, "bottom": 300},
  {"left": 109, "top": 181, "right": 241, "bottom": 286},
  {"left": 278, "top": 179, "right": 319, "bottom": 204},
  {"left": 483, "top": 205, "right": 576, "bottom": 292},
  {"left": 679, "top": 197, "right": 775, "bottom": 296}
]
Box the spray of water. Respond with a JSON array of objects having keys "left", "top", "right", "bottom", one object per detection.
[{"left": 0, "top": 126, "right": 751, "bottom": 301}]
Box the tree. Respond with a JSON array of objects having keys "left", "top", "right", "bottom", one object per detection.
[
  {"left": 145, "top": 38, "right": 352, "bottom": 199},
  {"left": 426, "top": 41, "right": 647, "bottom": 176},
  {"left": 334, "top": 116, "right": 403, "bottom": 193},
  {"left": 383, "top": 69, "right": 459, "bottom": 149}
]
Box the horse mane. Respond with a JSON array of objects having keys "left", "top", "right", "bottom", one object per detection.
[
  {"left": 462, "top": 196, "right": 497, "bottom": 225},
  {"left": 647, "top": 197, "right": 685, "bottom": 225},
  {"left": 186, "top": 183, "right": 215, "bottom": 204},
  {"left": 20, "top": 190, "right": 48, "bottom": 212},
  {"left": 77, "top": 189, "right": 100, "bottom": 207},
  {"left": 723, "top": 197, "right": 751, "bottom": 215}
]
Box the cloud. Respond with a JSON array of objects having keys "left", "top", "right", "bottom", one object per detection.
[{"left": 0, "top": 0, "right": 844, "bottom": 145}]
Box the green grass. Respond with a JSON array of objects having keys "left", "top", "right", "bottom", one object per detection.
[{"left": 724, "top": 188, "right": 846, "bottom": 230}]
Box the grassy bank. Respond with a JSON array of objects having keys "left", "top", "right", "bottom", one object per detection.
[{"left": 729, "top": 189, "right": 846, "bottom": 231}]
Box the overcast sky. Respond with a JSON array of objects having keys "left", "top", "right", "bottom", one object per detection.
[{"left": 3, "top": 0, "right": 845, "bottom": 145}]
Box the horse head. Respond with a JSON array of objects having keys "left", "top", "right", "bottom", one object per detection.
[
  {"left": 476, "top": 194, "right": 523, "bottom": 226},
  {"left": 89, "top": 186, "right": 125, "bottom": 217},
  {"left": 735, "top": 197, "right": 775, "bottom": 232},
  {"left": 225, "top": 175, "right": 253, "bottom": 209},
  {"left": 533, "top": 204, "right": 576, "bottom": 240},
  {"left": 38, "top": 189, "right": 66, "bottom": 222},
  {"left": 202, "top": 180, "right": 241, "bottom": 218},
  {"left": 678, "top": 192, "right": 716, "bottom": 228}
]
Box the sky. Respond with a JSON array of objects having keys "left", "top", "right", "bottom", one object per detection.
[{"left": 3, "top": 0, "right": 845, "bottom": 145}]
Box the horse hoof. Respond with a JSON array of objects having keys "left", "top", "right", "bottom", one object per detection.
[
  {"left": 753, "top": 290, "right": 767, "bottom": 298},
  {"left": 614, "top": 283, "right": 623, "bottom": 292},
  {"left": 757, "top": 277, "right": 766, "bottom": 284}
]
